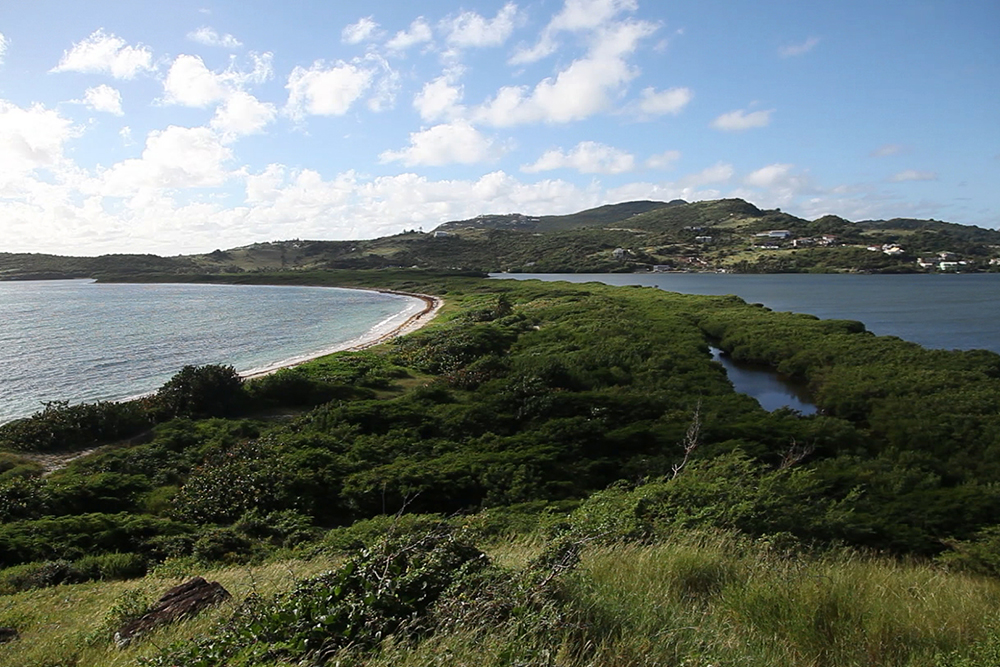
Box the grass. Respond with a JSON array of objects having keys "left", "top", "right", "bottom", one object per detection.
[{"left": 3, "top": 532, "right": 1000, "bottom": 666}]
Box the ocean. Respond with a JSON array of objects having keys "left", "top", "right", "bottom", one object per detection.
[{"left": 0, "top": 280, "right": 423, "bottom": 425}]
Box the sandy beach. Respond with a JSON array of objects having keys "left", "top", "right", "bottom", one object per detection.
[{"left": 240, "top": 289, "right": 443, "bottom": 380}]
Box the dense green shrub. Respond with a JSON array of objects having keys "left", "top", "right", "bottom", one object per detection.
[
  {"left": 0, "top": 400, "right": 150, "bottom": 453},
  {"left": 151, "top": 364, "right": 247, "bottom": 419}
]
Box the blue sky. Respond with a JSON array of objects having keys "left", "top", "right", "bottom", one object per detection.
[{"left": 0, "top": 0, "right": 997, "bottom": 255}]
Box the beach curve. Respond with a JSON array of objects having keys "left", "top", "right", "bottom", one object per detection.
[{"left": 241, "top": 288, "right": 443, "bottom": 380}]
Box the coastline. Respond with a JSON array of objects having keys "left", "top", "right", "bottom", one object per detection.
[{"left": 240, "top": 289, "right": 443, "bottom": 380}]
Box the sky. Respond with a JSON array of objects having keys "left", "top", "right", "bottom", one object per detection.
[{"left": 0, "top": 0, "right": 997, "bottom": 256}]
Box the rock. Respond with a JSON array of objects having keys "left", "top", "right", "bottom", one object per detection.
[
  {"left": 0, "top": 627, "right": 18, "bottom": 643},
  {"left": 115, "top": 576, "right": 230, "bottom": 647}
]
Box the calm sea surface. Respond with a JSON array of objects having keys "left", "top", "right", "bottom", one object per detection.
[
  {"left": 0, "top": 281, "right": 422, "bottom": 425},
  {"left": 492, "top": 273, "right": 1000, "bottom": 354}
]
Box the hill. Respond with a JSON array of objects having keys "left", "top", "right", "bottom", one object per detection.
[{"left": 1, "top": 198, "right": 998, "bottom": 279}]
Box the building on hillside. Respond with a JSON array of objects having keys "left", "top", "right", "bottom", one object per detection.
[
  {"left": 756, "top": 230, "right": 792, "bottom": 239},
  {"left": 694, "top": 235, "right": 713, "bottom": 243},
  {"left": 432, "top": 231, "right": 451, "bottom": 238}
]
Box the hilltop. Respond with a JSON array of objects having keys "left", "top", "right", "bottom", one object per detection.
[{"left": 2, "top": 198, "right": 999, "bottom": 279}]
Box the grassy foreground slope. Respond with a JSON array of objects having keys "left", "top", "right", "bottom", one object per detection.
[{"left": 1, "top": 271, "right": 1000, "bottom": 665}]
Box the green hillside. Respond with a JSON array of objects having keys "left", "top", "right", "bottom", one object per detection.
[{"left": 1, "top": 198, "right": 998, "bottom": 279}]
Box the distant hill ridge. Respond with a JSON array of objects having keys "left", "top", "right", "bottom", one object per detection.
[{"left": 1, "top": 198, "right": 998, "bottom": 278}]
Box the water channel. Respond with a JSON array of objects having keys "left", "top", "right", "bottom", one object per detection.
[{"left": 710, "top": 347, "right": 817, "bottom": 415}]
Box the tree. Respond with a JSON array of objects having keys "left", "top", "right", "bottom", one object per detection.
[{"left": 152, "top": 365, "right": 245, "bottom": 420}]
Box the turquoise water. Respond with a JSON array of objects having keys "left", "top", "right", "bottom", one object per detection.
[
  {"left": 0, "top": 281, "right": 422, "bottom": 425},
  {"left": 494, "top": 273, "right": 1000, "bottom": 354}
]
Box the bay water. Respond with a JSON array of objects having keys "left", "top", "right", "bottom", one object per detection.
[{"left": 0, "top": 281, "right": 423, "bottom": 425}]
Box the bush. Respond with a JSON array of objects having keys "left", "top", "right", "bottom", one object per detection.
[{"left": 151, "top": 364, "right": 246, "bottom": 420}]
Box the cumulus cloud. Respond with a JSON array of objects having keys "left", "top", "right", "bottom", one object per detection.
[
  {"left": 379, "top": 120, "right": 502, "bottom": 166},
  {"left": 779, "top": 36, "right": 820, "bottom": 57},
  {"left": 95, "top": 125, "right": 234, "bottom": 196},
  {"left": 890, "top": 170, "right": 938, "bottom": 182},
  {"left": 285, "top": 60, "right": 373, "bottom": 119},
  {"left": 510, "top": 0, "right": 638, "bottom": 64},
  {"left": 637, "top": 86, "right": 692, "bottom": 116},
  {"left": 187, "top": 27, "right": 242, "bottom": 49},
  {"left": 645, "top": 149, "right": 681, "bottom": 169},
  {"left": 161, "top": 52, "right": 273, "bottom": 108},
  {"left": 745, "top": 163, "right": 797, "bottom": 188},
  {"left": 442, "top": 2, "right": 518, "bottom": 48},
  {"left": 711, "top": 108, "right": 773, "bottom": 131},
  {"left": 342, "top": 17, "right": 380, "bottom": 44},
  {"left": 386, "top": 18, "right": 434, "bottom": 52},
  {"left": 522, "top": 141, "right": 635, "bottom": 174},
  {"left": 78, "top": 84, "right": 124, "bottom": 115},
  {"left": 210, "top": 91, "right": 277, "bottom": 140},
  {"left": 162, "top": 55, "right": 229, "bottom": 107},
  {"left": 413, "top": 71, "right": 465, "bottom": 121},
  {"left": 679, "top": 162, "right": 733, "bottom": 187},
  {"left": 477, "top": 19, "right": 656, "bottom": 126},
  {"left": 0, "top": 100, "right": 77, "bottom": 187},
  {"left": 50, "top": 29, "right": 155, "bottom": 79}
]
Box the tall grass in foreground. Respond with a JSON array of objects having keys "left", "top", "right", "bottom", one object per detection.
[
  {"left": 3, "top": 532, "right": 1000, "bottom": 666},
  {"left": 568, "top": 533, "right": 1000, "bottom": 667}
]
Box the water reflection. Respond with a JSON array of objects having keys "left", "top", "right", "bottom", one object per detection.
[{"left": 710, "top": 347, "right": 817, "bottom": 415}]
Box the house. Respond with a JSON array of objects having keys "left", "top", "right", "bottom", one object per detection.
[
  {"left": 432, "top": 231, "right": 451, "bottom": 238},
  {"left": 695, "top": 235, "right": 713, "bottom": 243},
  {"left": 939, "top": 261, "right": 960, "bottom": 271},
  {"left": 916, "top": 258, "right": 936, "bottom": 269},
  {"left": 792, "top": 238, "right": 816, "bottom": 247},
  {"left": 882, "top": 245, "right": 905, "bottom": 256},
  {"left": 755, "top": 230, "right": 792, "bottom": 239}
]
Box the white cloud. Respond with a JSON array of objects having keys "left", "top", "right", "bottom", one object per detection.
[
  {"left": 414, "top": 72, "right": 465, "bottom": 122},
  {"left": 161, "top": 51, "right": 274, "bottom": 109},
  {"left": 478, "top": 19, "right": 656, "bottom": 126},
  {"left": 120, "top": 126, "right": 134, "bottom": 145},
  {"left": 386, "top": 18, "right": 433, "bottom": 52},
  {"left": 711, "top": 107, "right": 773, "bottom": 131},
  {"left": 679, "top": 162, "right": 733, "bottom": 187},
  {"left": 364, "top": 53, "right": 400, "bottom": 112},
  {"left": 645, "top": 149, "right": 681, "bottom": 169},
  {"left": 637, "top": 86, "right": 692, "bottom": 116},
  {"left": 551, "top": 0, "right": 638, "bottom": 32},
  {"left": 0, "top": 100, "right": 77, "bottom": 187},
  {"left": 162, "top": 54, "right": 230, "bottom": 107},
  {"left": 442, "top": 2, "right": 518, "bottom": 48},
  {"left": 77, "top": 84, "right": 124, "bottom": 115},
  {"left": 50, "top": 29, "right": 155, "bottom": 79},
  {"left": 342, "top": 17, "right": 380, "bottom": 44},
  {"left": 0, "top": 33, "right": 7, "bottom": 65},
  {"left": 745, "top": 163, "right": 797, "bottom": 188},
  {"left": 210, "top": 91, "right": 277, "bottom": 140},
  {"left": 871, "top": 144, "right": 906, "bottom": 157},
  {"left": 379, "top": 120, "right": 502, "bottom": 166},
  {"left": 285, "top": 60, "right": 373, "bottom": 119},
  {"left": 187, "top": 27, "right": 242, "bottom": 49},
  {"left": 510, "top": 0, "right": 638, "bottom": 64},
  {"left": 95, "top": 125, "right": 233, "bottom": 196},
  {"left": 891, "top": 170, "right": 938, "bottom": 182},
  {"left": 522, "top": 141, "right": 635, "bottom": 174},
  {"left": 779, "top": 36, "right": 820, "bottom": 57}
]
